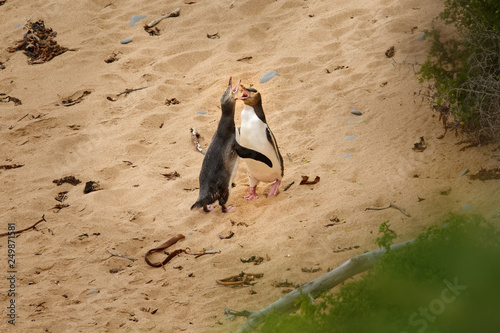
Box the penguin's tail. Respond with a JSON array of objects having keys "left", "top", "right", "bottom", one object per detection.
[{"left": 190, "top": 201, "right": 203, "bottom": 210}]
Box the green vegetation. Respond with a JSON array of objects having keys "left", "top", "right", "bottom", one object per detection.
[
  {"left": 258, "top": 215, "right": 500, "bottom": 332},
  {"left": 375, "top": 221, "right": 397, "bottom": 251},
  {"left": 418, "top": 0, "right": 500, "bottom": 142}
]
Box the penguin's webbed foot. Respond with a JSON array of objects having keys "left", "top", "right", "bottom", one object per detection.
[
  {"left": 267, "top": 180, "right": 281, "bottom": 197},
  {"left": 203, "top": 205, "right": 214, "bottom": 212},
  {"left": 222, "top": 205, "right": 235, "bottom": 213},
  {"left": 244, "top": 187, "right": 258, "bottom": 200}
]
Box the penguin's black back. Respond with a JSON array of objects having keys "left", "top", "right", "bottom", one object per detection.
[{"left": 191, "top": 87, "right": 238, "bottom": 211}]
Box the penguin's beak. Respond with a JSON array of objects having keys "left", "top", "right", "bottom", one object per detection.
[
  {"left": 237, "top": 85, "right": 250, "bottom": 100},
  {"left": 231, "top": 79, "right": 241, "bottom": 99}
]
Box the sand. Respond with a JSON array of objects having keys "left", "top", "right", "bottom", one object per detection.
[{"left": 1, "top": 0, "right": 499, "bottom": 332}]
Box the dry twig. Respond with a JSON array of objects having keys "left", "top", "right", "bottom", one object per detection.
[
  {"left": 117, "top": 86, "right": 150, "bottom": 96},
  {"left": 283, "top": 181, "right": 295, "bottom": 191},
  {"left": 0, "top": 215, "right": 46, "bottom": 237},
  {"left": 107, "top": 250, "right": 137, "bottom": 262}
]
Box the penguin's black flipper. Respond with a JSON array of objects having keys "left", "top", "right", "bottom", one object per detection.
[{"left": 235, "top": 142, "right": 273, "bottom": 168}]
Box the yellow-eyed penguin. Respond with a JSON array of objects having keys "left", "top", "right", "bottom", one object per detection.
[
  {"left": 237, "top": 85, "right": 284, "bottom": 200},
  {"left": 191, "top": 78, "right": 273, "bottom": 212}
]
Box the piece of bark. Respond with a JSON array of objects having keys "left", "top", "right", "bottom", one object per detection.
[{"left": 299, "top": 176, "right": 320, "bottom": 185}]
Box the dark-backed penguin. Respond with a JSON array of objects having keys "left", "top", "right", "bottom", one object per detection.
[
  {"left": 237, "top": 85, "right": 284, "bottom": 200},
  {"left": 191, "top": 78, "right": 273, "bottom": 213}
]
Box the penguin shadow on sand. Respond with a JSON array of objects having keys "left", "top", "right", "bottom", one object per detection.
[{"left": 190, "top": 77, "right": 273, "bottom": 213}]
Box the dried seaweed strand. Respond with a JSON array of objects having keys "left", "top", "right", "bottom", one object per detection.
[{"left": 0, "top": 215, "right": 46, "bottom": 237}]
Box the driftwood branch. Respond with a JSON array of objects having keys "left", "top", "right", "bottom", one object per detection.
[
  {"left": 144, "top": 8, "right": 180, "bottom": 29},
  {"left": 190, "top": 127, "right": 207, "bottom": 155},
  {"left": 232, "top": 239, "right": 415, "bottom": 333}
]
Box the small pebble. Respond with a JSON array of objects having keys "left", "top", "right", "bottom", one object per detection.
[
  {"left": 350, "top": 110, "right": 362, "bottom": 116},
  {"left": 342, "top": 154, "right": 353, "bottom": 158},
  {"left": 14, "top": 24, "right": 21, "bottom": 29},
  {"left": 120, "top": 37, "right": 133, "bottom": 44},
  {"left": 260, "top": 71, "right": 279, "bottom": 83},
  {"left": 197, "top": 110, "right": 207, "bottom": 115},
  {"left": 461, "top": 204, "right": 474, "bottom": 211},
  {"left": 492, "top": 211, "right": 500, "bottom": 219},
  {"left": 418, "top": 32, "right": 426, "bottom": 41},
  {"left": 344, "top": 135, "right": 356, "bottom": 141},
  {"left": 130, "top": 15, "right": 147, "bottom": 27},
  {"left": 459, "top": 168, "right": 469, "bottom": 177},
  {"left": 88, "top": 289, "right": 100, "bottom": 295}
]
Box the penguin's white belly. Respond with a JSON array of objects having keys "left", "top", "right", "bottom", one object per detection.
[{"left": 240, "top": 113, "right": 281, "bottom": 183}]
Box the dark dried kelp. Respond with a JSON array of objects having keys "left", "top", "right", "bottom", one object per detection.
[{"left": 7, "top": 20, "right": 69, "bottom": 64}]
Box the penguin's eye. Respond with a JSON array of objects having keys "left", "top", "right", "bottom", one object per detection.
[{"left": 247, "top": 87, "right": 258, "bottom": 93}]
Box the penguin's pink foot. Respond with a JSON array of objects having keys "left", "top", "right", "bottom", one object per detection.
[
  {"left": 267, "top": 180, "right": 281, "bottom": 196},
  {"left": 223, "top": 206, "right": 235, "bottom": 213},
  {"left": 244, "top": 187, "right": 258, "bottom": 200},
  {"left": 203, "top": 205, "right": 214, "bottom": 212}
]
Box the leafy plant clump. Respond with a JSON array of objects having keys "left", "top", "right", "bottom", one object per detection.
[
  {"left": 258, "top": 214, "right": 500, "bottom": 333},
  {"left": 418, "top": 0, "right": 500, "bottom": 142},
  {"left": 375, "top": 221, "right": 397, "bottom": 251}
]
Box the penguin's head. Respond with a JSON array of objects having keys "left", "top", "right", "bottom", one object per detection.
[
  {"left": 237, "top": 85, "right": 261, "bottom": 107},
  {"left": 221, "top": 77, "right": 240, "bottom": 106}
]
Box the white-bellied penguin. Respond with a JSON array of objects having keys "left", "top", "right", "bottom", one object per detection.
[
  {"left": 191, "top": 78, "right": 273, "bottom": 213},
  {"left": 237, "top": 85, "right": 284, "bottom": 200}
]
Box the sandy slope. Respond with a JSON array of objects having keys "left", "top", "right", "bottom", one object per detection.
[{"left": 0, "top": 0, "right": 498, "bottom": 332}]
